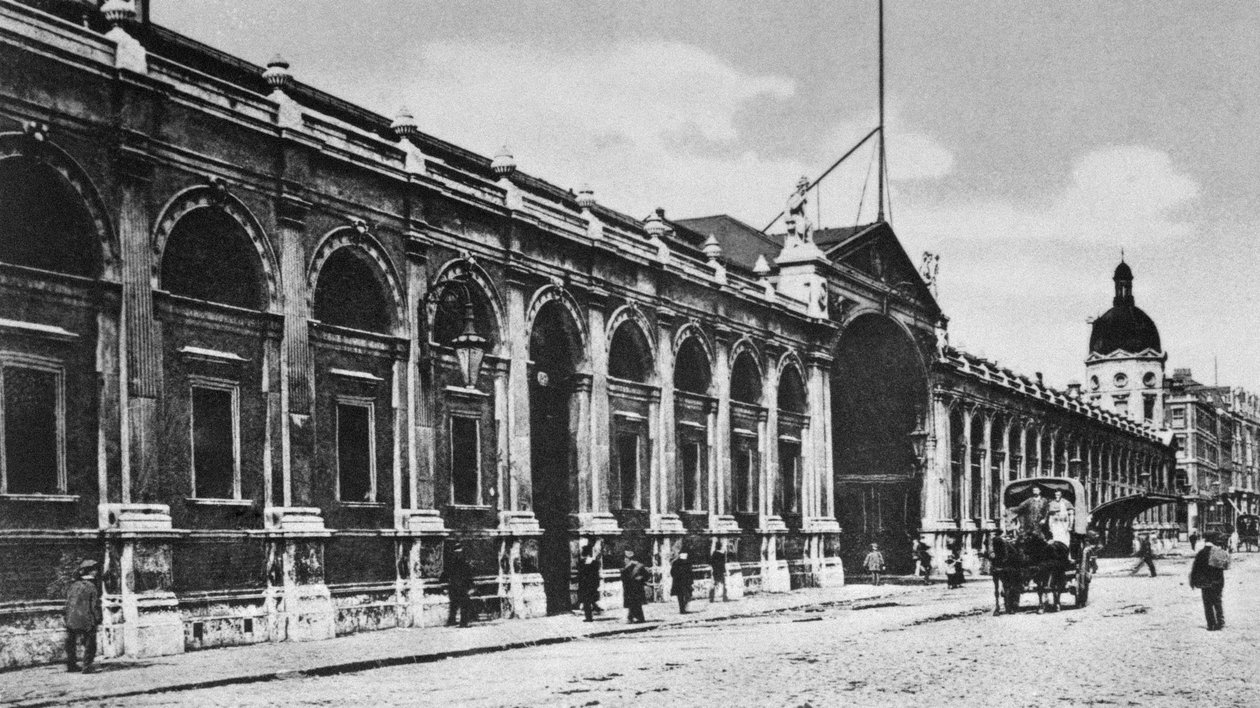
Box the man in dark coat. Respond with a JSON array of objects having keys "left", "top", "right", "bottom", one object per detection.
[
  {"left": 620, "top": 549, "right": 649, "bottom": 623},
  {"left": 1012, "top": 485, "right": 1051, "bottom": 540},
  {"left": 576, "top": 543, "right": 602, "bottom": 622},
  {"left": 1189, "top": 533, "right": 1229, "bottom": 631},
  {"left": 670, "top": 552, "right": 694, "bottom": 614},
  {"left": 709, "top": 541, "right": 728, "bottom": 602},
  {"left": 442, "top": 543, "right": 475, "bottom": 628},
  {"left": 64, "top": 559, "right": 102, "bottom": 673}
]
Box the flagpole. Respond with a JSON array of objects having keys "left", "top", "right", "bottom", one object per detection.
[{"left": 877, "top": 0, "right": 886, "bottom": 223}]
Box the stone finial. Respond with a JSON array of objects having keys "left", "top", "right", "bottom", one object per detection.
[
  {"left": 391, "top": 107, "right": 418, "bottom": 139},
  {"left": 491, "top": 146, "right": 516, "bottom": 176},
  {"left": 101, "top": 0, "right": 138, "bottom": 25},
  {"left": 263, "top": 54, "right": 293, "bottom": 91},
  {"left": 753, "top": 254, "right": 771, "bottom": 277},
  {"left": 643, "top": 208, "right": 667, "bottom": 238},
  {"left": 702, "top": 234, "right": 722, "bottom": 261},
  {"left": 577, "top": 184, "right": 596, "bottom": 210}
]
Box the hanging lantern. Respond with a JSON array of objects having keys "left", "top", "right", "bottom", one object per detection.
[{"left": 451, "top": 295, "right": 488, "bottom": 389}]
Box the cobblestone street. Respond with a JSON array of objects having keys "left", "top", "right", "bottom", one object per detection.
[{"left": 68, "top": 554, "right": 1254, "bottom": 707}]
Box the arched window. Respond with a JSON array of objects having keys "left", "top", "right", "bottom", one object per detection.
[
  {"left": 730, "top": 351, "right": 762, "bottom": 404},
  {"left": 608, "top": 321, "right": 652, "bottom": 382},
  {"left": 0, "top": 156, "right": 97, "bottom": 277},
  {"left": 160, "top": 208, "right": 264, "bottom": 309},
  {"left": 674, "top": 337, "right": 711, "bottom": 394},
  {"left": 777, "top": 366, "right": 807, "bottom": 414},
  {"left": 314, "top": 248, "right": 392, "bottom": 333}
]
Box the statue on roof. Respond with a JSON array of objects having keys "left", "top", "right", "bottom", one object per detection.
[{"left": 784, "top": 176, "right": 813, "bottom": 247}]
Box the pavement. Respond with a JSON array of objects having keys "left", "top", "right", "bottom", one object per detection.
[{"left": 0, "top": 580, "right": 931, "bottom": 707}]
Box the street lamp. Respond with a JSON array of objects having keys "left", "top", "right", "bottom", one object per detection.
[
  {"left": 907, "top": 425, "right": 929, "bottom": 468},
  {"left": 428, "top": 275, "right": 489, "bottom": 389}
]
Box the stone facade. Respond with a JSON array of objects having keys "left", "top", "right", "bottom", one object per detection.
[{"left": 0, "top": 0, "right": 1174, "bottom": 668}]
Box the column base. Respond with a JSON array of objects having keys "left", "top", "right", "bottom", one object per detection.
[
  {"left": 498, "top": 511, "right": 542, "bottom": 536},
  {"left": 396, "top": 509, "right": 448, "bottom": 534},
  {"left": 574, "top": 512, "right": 621, "bottom": 534}
]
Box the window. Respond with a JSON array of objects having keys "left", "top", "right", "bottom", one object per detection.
[
  {"left": 680, "top": 436, "right": 707, "bottom": 511},
  {"left": 1143, "top": 395, "right": 1156, "bottom": 422},
  {"left": 1171, "top": 407, "right": 1185, "bottom": 428},
  {"left": 1143, "top": 372, "right": 1157, "bottom": 388},
  {"left": 778, "top": 440, "right": 800, "bottom": 515},
  {"left": 337, "top": 400, "right": 375, "bottom": 502},
  {"left": 191, "top": 384, "right": 238, "bottom": 499},
  {"left": 1089, "top": 375, "right": 1100, "bottom": 391},
  {"left": 1114, "top": 373, "right": 1128, "bottom": 388},
  {"left": 616, "top": 432, "right": 640, "bottom": 509},
  {"left": 1173, "top": 434, "right": 1187, "bottom": 457},
  {"left": 732, "top": 434, "right": 758, "bottom": 513},
  {"left": 450, "top": 416, "right": 480, "bottom": 505},
  {"left": 1, "top": 364, "right": 64, "bottom": 494},
  {"left": 1114, "top": 396, "right": 1129, "bottom": 417}
]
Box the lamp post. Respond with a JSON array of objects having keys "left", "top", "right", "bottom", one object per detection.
[{"left": 907, "top": 425, "right": 929, "bottom": 470}]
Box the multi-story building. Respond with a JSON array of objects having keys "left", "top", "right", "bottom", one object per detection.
[{"left": 0, "top": 0, "right": 1173, "bottom": 668}]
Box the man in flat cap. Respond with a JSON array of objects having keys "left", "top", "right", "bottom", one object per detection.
[{"left": 64, "top": 559, "right": 102, "bottom": 673}]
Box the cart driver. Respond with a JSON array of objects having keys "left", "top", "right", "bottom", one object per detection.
[{"left": 1012, "top": 485, "right": 1051, "bottom": 540}]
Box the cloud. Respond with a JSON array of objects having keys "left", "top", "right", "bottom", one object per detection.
[{"left": 391, "top": 41, "right": 955, "bottom": 225}]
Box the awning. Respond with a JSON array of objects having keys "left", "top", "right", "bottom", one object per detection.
[{"left": 1089, "top": 493, "right": 1183, "bottom": 529}]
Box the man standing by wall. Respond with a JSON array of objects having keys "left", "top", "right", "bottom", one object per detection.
[
  {"left": 64, "top": 560, "right": 101, "bottom": 673},
  {"left": 1189, "top": 533, "right": 1229, "bottom": 631},
  {"left": 442, "top": 543, "right": 475, "bottom": 628},
  {"left": 709, "top": 540, "right": 728, "bottom": 602},
  {"left": 621, "top": 549, "right": 649, "bottom": 624},
  {"left": 670, "top": 552, "right": 694, "bottom": 614}
]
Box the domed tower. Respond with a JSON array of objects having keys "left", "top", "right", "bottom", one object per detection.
[{"left": 1085, "top": 259, "right": 1167, "bottom": 425}]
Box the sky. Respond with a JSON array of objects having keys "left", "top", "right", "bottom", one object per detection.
[{"left": 154, "top": 1, "right": 1260, "bottom": 392}]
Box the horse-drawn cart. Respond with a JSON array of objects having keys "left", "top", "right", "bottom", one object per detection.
[
  {"left": 990, "top": 477, "right": 1094, "bottom": 614},
  {"left": 1238, "top": 514, "right": 1260, "bottom": 552}
]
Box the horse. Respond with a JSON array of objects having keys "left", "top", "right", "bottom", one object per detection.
[{"left": 989, "top": 533, "right": 1072, "bottom": 614}]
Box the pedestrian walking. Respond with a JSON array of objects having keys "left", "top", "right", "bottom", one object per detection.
[
  {"left": 1188, "top": 530, "right": 1199, "bottom": 550},
  {"left": 63, "top": 559, "right": 101, "bottom": 673},
  {"left": 709, "top": 540, "right": 729, "bottom": 602},
  {"left": 1130, "top": 533, "right": 1156, "bottom": 577},
  {"left": 670, "top": 552, "right": 694, "bottom": 614},
  {"left": 944, "top": 546, "right": 965, "bottom": 589},
  {"left": 863, "top": 543, "right": 886, "bottom": 586},
  {"left": 915, "top": 538, "right": 933, "bottom": 585},
  {"left": 442, "top": 543, "right": 475, "bottom": 627},
  {"left": 621, "top": 549, "right": 650, "bottom": 623},
  {"left": 576, "top": 543, "right": 602, "bottom": 622},
  {"left": 1189, "top": 533, "right": 1230, "bottom": 631}
]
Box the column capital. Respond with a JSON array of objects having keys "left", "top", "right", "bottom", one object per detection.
[{"left": 277, "top": 194, "right": 311, "bottom": 227}]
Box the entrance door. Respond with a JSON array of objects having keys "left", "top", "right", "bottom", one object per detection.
[
  {"left": 531, "top": 372, "right": 572, "bottom": 614},
  {"left": 836, "top": 482, "right": 920, "bottom": 575}
]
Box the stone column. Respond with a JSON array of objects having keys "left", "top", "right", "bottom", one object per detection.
[
  {"left": 584, "top": 297, "right": 609, "bottom": 521},
  {"left": 804, "top": 352, "right": 840, "bottom": 586},
  {"left": 276, "top": 195, "right": 314, "bottom": 510},
  {"left": 500, "top": 278, "right": 537, "bottom": 532},
  {"left": 960, "top": 407, "right": 974, "bottom": 519},
  {"left": 712, "top": 329, "right": 734, "bottom": 525},
  {"left": 927, "top": 393, "right": 951, "bottom": 525},
  {"left": 654, "top": 311, "right": 679, "bottom": 524},
  {"left": 980, "top": 412, "right": 993, "bottom": 522}
]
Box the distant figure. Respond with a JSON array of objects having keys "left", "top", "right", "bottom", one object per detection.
[
  {"left": 1130, "top": 534, "right": 1157, "bottom": 577},
  {"left": 1229, "top": 529, "right": 1240, "bottom": 554},
  {"left": 64, "top": 559, "right": 101, "bottom": 673},
  {"left": 1189, "top": 531, "right": 1199, "bottom": 551},
  {"left": 1046, "top": 489, "right": 1075, "bottom": 545},
  {"left": 442, "top": 543, "right": 475, "bottom": 627},
  {"left": 709, "top": 541, "right": 729, "bottom": 602},
  {"left": 945, "top": 547, "right": 965, "bottom": 589},
  {"left": 1189, "top": 534, "right": 1229, "bottom": 631},
  {"left": 915, "top": 539, "right": 933, "bottom": 585},
  {"left": 576, "top": 544, "right": 602, "bottom": 622},
  {"left": 621, "top": 549, "right": 650, "bottom": 624},
  {"left": 1013, "top": 485, "right": 1051, "bottom": 540},
  {"left": 863, "top": 543, "right": 886, "bottom": 586},
  {"left": 670, "top": 552, "right": 694, "bottom": 614}
]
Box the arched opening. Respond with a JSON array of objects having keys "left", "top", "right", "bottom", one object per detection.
[
  {"left": 776, "top": 365, "right": 807, "bottom": 517},
  {"left": 729, "top": 349, "right": 763, "bottom": 514},
  {"left": 1008, "top": 425, "right": 1022, "bottom": 481},
  {"left": 160, "top": 207, "right": 264, "bottom": 309},
  {"left": 832, "top": 314, "right": 928, "bottom": 573},
  {"left": 529, "top": 299, "right": 581, "bottom": 614},
  {"left": 949, "top": 407, "right": 966, "bottom": 519},
  {"left": 730, "top": 350, "right": 762, "bottom": 405},
  {"left": 969, "top": 413, "right": 984, "bottom": 520},
  {"left": 608, "top": 320, "right": 652, "bottom": 382},
  {"left": 314, "top": 248, "right": 392, "bottom": 333},
  {"left": 673, "top": 337, "right": 711, "bottom": 394},
  {"left": 0, "top": 156, "right": 98, "bottom": 277}
]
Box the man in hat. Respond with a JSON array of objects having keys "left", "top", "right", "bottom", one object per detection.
[
  {"left": 620, "top": 549, "right": 650, "bottom": 623},
  {"left": 669, "top": 551, "right": 693, "bottom": 614},
  {"left": 1012, "top": 485, "right": 1051, "bottom": 540},
  {"left": 1189, "top": 533, "right": 1229, "bottom": 631},
  {"left": 442, "top": 543, "right": 475, "bottom": 628},
  {"left": 64, "top": 559, "right": 102, "bottom": 673}
]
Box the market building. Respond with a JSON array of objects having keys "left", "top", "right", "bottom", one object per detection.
[{"left": 0, "top": 0, "right": 1174, "bottom": 668}]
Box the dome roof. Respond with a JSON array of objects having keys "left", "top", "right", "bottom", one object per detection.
[
  {"left": 1089, "top": 305, "right": 1161, "bottom": 355},
  {"left": 1089, "top": 259, "right": 1161, "bottom": 355}
]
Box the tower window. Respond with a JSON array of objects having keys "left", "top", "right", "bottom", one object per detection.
[
  {"left": 1113, "top": 373, "right": 1128, "bottom": 388},
  {"left": 1143, "top": 395, "right": 1156, "bottom": 422},
  {"left": 1143, "top": 372, "right": 1157, "bottom": 388}
]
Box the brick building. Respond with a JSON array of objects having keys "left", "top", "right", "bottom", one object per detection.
[{"left": 0, "top": 0, "right": 1174, "bottom": 668}]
